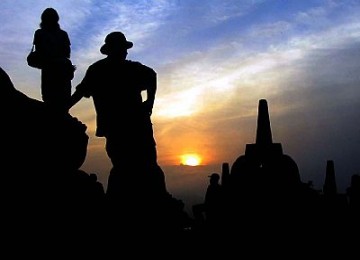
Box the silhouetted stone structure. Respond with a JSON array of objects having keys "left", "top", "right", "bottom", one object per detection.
[
  {"left": 0, "top": 66, "right": 92, "bottom": 237},
  {"left": 229, "top": 99, "right": 301, "bottom": 211},
  {"left": 1, "top": 67, "right": 87, "bottom": 171},
  {"left": 191, "top": 99, "right": 323, "bottom": 238},
  {"left": 193, "top": 99, "right": 359, "bottom": 241},
  {"left": 320, "top": 160, "right": 349, "bottom": 230},
  {"left": 323, "top": 160, "right": 337, "bottom": 196}
]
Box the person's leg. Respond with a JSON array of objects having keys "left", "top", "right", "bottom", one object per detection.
[
  {"left": 41, "top": 63, "right": 71, "bottom": 113},
  {"left": 105, "top": 135, "right": 141, "bottom": 195}
]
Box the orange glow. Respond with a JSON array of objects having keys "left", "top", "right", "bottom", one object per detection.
[{"left": 180, "top": 154, "right": 202, "bottom": 166}]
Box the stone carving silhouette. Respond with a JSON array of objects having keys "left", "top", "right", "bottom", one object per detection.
[
  {"left": 190, "top": 99, "right": 359, "bottom": 241},
  {"left": 321, "top": 160, "right": 350, "bottom": 227},
  {"left": 192, "top": 99, "right": 320, "bottom": 236},
  {"left": 229, "top": 99, "right": 302, "bottom": 212},
  {"left": 323, "top": 160, "right": 337, "bottom": 197},
  {"left": 0, "top": 66, "right": 90, "bottom": 236},
  {"left": 1, "top": 66, "right": 87, "bottom": 172}
]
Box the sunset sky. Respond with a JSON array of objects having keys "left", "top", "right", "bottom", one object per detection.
[{"left": 1, "top": 0, "right": 360, "bottom": 214}]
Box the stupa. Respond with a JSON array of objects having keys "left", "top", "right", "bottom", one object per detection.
[{"left": 229, "top": 99, "right": 301, "bottom": 201}]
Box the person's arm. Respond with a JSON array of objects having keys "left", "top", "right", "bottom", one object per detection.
[
  {"left": 68, "top": 87, "right": 84, "bottom": 109},
  {"left": 68, "top": 65, "right": 93, "bottom": 109},
  {"left": 33, "top": 30, "right": 42, "bottom": 52},
  {"left": 143, "top": 68, "right": 157, "bottom": 115}
]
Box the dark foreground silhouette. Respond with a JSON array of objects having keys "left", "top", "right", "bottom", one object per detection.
[
  {"left": 1, "top": 66, "right": 359, "bottom": 253},
  {"left": 0, "top": 66, "right": 191, "bottom": 244},
  {"left": 190, "top": 100, "right": 359, "bottom": 248}
]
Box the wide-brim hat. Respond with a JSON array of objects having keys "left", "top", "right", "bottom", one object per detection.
[{"left": 100, "top": 31, "right": 133, "bottom": 55}]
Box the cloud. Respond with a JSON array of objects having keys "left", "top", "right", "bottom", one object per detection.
[{"left": 249, "top": 21, "right": 292, "bottom": 38}]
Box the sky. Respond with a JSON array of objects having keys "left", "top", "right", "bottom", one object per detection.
[{"left": 1, "top": 0, "right": 360, "bottom": 215}]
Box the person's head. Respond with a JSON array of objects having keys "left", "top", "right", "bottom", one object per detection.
[
  {"left": 208, "top": 173, "right": 220, "bottom": 185},
  {"left": 100, "top": 31, "right": 133, "bottom": 59},
  {"left": 40, "top": 8, "right": 60, "bottom": 29}
]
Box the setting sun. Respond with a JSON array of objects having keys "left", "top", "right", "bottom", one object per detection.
[{"left": 180, "top": 154, "right": 202, "bottom": 166}]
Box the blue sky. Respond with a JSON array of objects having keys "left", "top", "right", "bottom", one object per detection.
[{"left": 1, "top": 0, "right": 360, "bottom": 213}]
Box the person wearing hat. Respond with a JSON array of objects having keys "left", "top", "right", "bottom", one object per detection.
[
  {"left": 69, "top": 31, "right": 167, "bottom": 201},
  {"left": 192, "top": 172, "right": 224, "bottom": 229}
]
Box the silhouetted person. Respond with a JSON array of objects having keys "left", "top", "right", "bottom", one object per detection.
[
  {"left": 204, "top": 173, "right": 224, "bottom": 224},
  {"left": 193, "top": 173, "right": 224, "bottom": 231},
  {"left": 69, "top": 31, "right": 167, "bottom": 205},
  {"left": 30, "top": 7, "right": 75, "bottom": 113}
]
